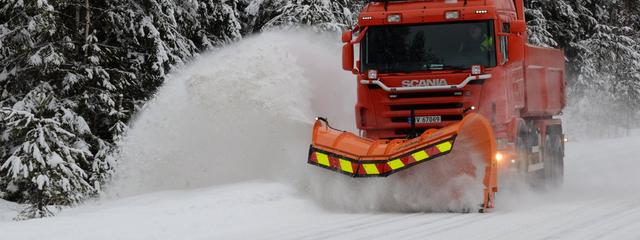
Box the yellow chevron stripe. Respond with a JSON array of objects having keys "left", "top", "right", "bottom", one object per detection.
[
  {"left": 412, "top": 151, "right": 429, "bottom": 161},
  {"left": 363, "top": 164, "right": 379, "bottom": 174},
  {"left": 436, "top": 142, "right": 453, "bottom": 153},
  {"left": 315, "top": 152, "right": 330, "bottom": 167},
  {"left": 388, "top": 159, "right": 405, "bottom": 170},
  {"left": 339, "top": 159, "right": 353, "bottom": 173}
]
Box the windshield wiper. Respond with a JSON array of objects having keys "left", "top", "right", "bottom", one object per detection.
[
  {"left": 442, "top": 65, "right": 469, "bottom": 70},
  {"left": 375, "top": 64, "right": 469, "bottom": 73},
  {"left": 428, "top": 64, "right": 444, "bottom": 70}
]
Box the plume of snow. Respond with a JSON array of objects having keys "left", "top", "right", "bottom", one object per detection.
[{"left": 109, "top": 29, "right": 485, "bottom": 212}]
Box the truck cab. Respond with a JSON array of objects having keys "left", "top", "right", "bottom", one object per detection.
[{"left": 343, "top": 0, "right": 565, "bottom": 177}]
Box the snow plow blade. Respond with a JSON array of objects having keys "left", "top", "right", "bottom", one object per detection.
[{"left": 308, "top": 113, "right": 498, "bottom": 209}]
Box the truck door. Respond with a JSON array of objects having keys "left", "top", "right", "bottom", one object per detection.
[{"left": 500, "top": 20, "right": 526, "bottom": 115}]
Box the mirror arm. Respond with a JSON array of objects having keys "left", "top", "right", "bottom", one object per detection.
[{"left": 351, "top": 27, "right": 369, "bottom": 44}]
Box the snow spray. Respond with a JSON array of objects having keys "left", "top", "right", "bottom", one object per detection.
[{"left": 109, "top": 30, "right": 486, "bottom": 212}]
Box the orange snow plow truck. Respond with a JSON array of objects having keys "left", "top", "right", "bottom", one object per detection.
[{"left": 308, "top": 0, "right": 566, "bottom": 212}]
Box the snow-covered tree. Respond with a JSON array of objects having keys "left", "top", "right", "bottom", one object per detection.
[
  {"left": 1, "top": 85, "right": 94, "bottom": 219},
  {"left": 525, "top": 0, "right": 640, "bottom": 136},
  {"left": 0, "top": 0, "right": 62, "bottom": 100},
  {"left": 262, "top": 0, "right": 339, "bottom": 31},
  {"left": 0, "top": 0, "right": 246, "bottom": 218},
  {"left": 525, "top": 7, "right": 558, "bottom": 47},
  {"left": 330, "top": 0, "right": 361, "bottom": 28},
  {"left": 259, "top": 0, "right": 360, "bottom": 31},
  {"left": 189, "top": 0, "right": 243, "bottom": 49},
  {"left": 238, "top": 0, "right": 287, "bottom": 34}
]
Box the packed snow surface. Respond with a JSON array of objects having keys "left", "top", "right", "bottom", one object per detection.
[
  {"left": 2, "top": 135, "right": 640, "bottom": 240},
  {"left": 2, "top": 31, "right": 640, "bottom": 239}
]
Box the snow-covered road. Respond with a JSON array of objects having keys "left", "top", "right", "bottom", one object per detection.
[
  {"left": 2, "top": 31, "right": 639, "bottom": 240},
  {"left": 2, "top": 135, "right": 640, "bottom": 240}
]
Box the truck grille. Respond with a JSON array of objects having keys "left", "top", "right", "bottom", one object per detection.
[
  {"left": 384, "top": 91, "right": 465, "bottom": 134},
  {"left": 395, "top": 128, "right": 428, "bottom": 136},
  {"left": 389, "top": 91, "right": 463, "bottom": 99},
  {"left": 389, "top": 103, "right": 463, "bottom": 111}
]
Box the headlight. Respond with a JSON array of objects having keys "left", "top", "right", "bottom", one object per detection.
[
  {"left": 471, "top": 65, "right": 483, "bottom": 75},
  {"left": 368, "top": 70, "right": 378, "bottom": 79}
]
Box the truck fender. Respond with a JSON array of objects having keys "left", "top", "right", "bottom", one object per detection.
[{"left": 509, "top": 118, "right": 528, "bottom": 143}]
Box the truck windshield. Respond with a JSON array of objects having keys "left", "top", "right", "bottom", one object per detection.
[{"left": 361, "top": 21, "right": 497, "bottom": 73}]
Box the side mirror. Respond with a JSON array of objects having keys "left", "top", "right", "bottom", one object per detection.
[
  {"left": 510, "top": 20, "right": 526, "bottom": 34},
  {"left": 342, "top": 43, "right": 354, "bottom": 71},
  {"left": 508, "top": 34, "right": 525, "bottom": 60},
  {"left": 342, "top": 31, "right": 353, "bottom": 43}
]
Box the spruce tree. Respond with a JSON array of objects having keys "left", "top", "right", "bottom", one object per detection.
[
  {"left": 261, "top": 0, "right": 360, "bottom": 31},
  {"left": 238, "top": 0, "right": 287, "bottom": 34},
  {"left": 525, "top": 0, "right": 640, "bottom": 134},
  {"left": 1, "top": 85, "right": 94, "bottom": 219},
  {"left": 0, "top": 0, "right": 245, "bottom": 218}
]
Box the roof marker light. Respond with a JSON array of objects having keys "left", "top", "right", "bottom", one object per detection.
[
  {"left": 476, "top": 10, "right": 489, "bottom": 14},
  {"left": 445, "top": 11, "right": 460, "bottom": 20},
  {"left": 387, "top": 14, "right": 401, "bottom": 23}
]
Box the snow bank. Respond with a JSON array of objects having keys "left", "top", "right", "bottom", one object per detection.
[{"left": 0, "top": 199, "right": 19, "bottom": 222}]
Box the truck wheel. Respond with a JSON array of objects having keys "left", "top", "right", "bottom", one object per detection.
[
  {"left": 543, "top": 132, "right": 564, "bottom": 188},
  {"left": 516, "top": 127, "right": 549, "bottom": 189},
  {"left": 522, "top": 128, "right": 550, "bottom": 190},
  {"left": 516, "top": 132, "right": 530, "bottom": 181}
]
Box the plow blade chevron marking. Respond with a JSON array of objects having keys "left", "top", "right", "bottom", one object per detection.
[{"left": 308, "top": 113, "right": 498, "bottom": 210}]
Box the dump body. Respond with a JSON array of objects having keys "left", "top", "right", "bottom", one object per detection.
[{"left": 522, "top": 46, "right": 566, "bottom": 117}]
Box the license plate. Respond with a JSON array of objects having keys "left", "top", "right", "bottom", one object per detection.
[{"left": 412, "top": 116, "right": 442, "bottom": 124}]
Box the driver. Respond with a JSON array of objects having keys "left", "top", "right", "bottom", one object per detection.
[{"left": 458, "top": 24, "right": 494, "bottom": 53}]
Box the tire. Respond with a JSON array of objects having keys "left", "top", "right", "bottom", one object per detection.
[
  {"left": 516, "top": 131, "right": 532, "bottom": 184},
  {"left": 524, "top": 129, "right": 550, "bottom": 190},
  {"left": 528, "top": 134, "right": 546, "bottom": 189},
  {"left": 543, "top": 133, "right": 564, "bottom": 188},
  {"left": 516, "top": 135, "right": 528, "bottom": 173}
]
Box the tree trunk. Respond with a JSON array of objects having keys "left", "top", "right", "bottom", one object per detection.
[
  {"left": 76, "top": 4, "right": 80, "bottom": 51},
  {"left": 84, "top": 0, "right": 91, "bottom": 60}
]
